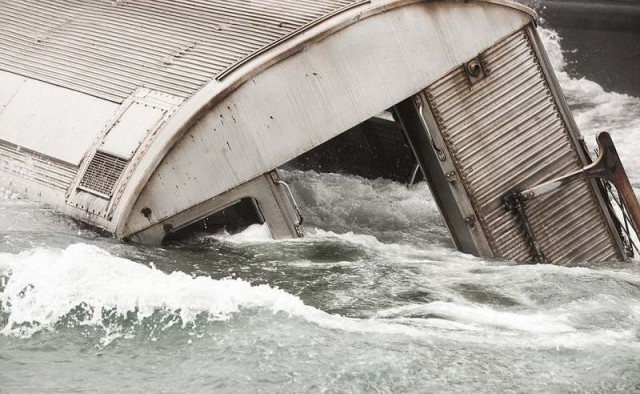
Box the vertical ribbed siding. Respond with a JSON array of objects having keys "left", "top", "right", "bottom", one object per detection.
[
  {"left": 426, "top": 29, "right": 620, "bottom": 264},
  {"left": 0, "top": 0, "right": 363, "bottom": 102}
]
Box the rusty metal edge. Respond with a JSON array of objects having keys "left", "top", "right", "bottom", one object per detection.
[
  {"left": 215, "top": 0, "right": 372, "bottom": 81},
  {"left": 477, "top": 0, "right": 537, "bottom": 19}
]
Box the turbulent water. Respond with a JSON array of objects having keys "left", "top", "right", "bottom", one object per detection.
[{"left": 2, "top": 29, "right": 640, "bottom": 393}]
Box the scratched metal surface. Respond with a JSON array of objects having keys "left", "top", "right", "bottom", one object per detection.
[
  {"left": 426, "top": 29, "right": 622, "bottom": 264},
  {"left": 0, "top": 0, "right": 363, "bottom": 103}
]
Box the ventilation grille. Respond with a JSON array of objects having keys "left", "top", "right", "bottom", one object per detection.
[
  {"left": 426, "top": 29, "right": 620, "bottom": 264},
  {"left": 0, "top": 0, "right": 364, "bottom": 102},
  {"left": 79, "top": 151, "right": 128, "bottom": 198}
]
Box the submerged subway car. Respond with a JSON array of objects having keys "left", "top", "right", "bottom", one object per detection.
[{"left": 0, "top": 0, "right": 639, "bottom": 264}]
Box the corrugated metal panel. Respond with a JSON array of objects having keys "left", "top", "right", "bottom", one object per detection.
[
  {"left": 426, "top": 29, "right": 621, "bottom": 264},
  {"left": 0, "top": 0, "right": 364, "bottom": 103},
  {"left": 0, "top": 139, "right": 77, "bottom": 190}
]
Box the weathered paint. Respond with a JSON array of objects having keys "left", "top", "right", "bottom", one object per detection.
[
  {"left": 415, "top": 28, "right": 624, "bottom": 264},
  {"left": 0, "top": 0, "right": 365, "bottom": 102},
  {"left": 122, "top": 1, "right": 533, "bottom": 237}
]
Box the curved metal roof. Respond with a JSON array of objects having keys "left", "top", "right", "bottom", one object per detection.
[{"left": 0, "top": 0, "right": 365, "bottom": 103}]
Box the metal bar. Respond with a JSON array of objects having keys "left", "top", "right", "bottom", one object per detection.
[
  {"left": 515, "top": 131, "right": 640, "bottom": 242},
  {"left": 275, "top": 180, "right": 304, "bottom": 228},
  {"left": 596, "top": 132, "right": 640, "bottom": 238},
  {"left": 407, "top": 163, "right": 421, "bottom": 187}
]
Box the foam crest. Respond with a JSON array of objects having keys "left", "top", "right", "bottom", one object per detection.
[
  {"left": 213, "top": 221, "right": 468, "bottom": 264},
  {"left": 376, "top": 301, "right": 575, "bottom": 334},
  {"left": 282, "top": 170, "right": 450, "bottom": 246},
  {"left": 0, "top": 244, "right": 422, "bottom": 338},
  {"left": 211, "top": 222, "right": 387, "bottom": 250},
  {"left": 218, "top": 223, "right": 275, "bottom": 243},
  {"left": 0, "top": 244, "right": 326, "bottom": 335}
]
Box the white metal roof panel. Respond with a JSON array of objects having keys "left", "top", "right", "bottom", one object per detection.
[
  {"left": 99, "top": 102, "right": 166, "bottom": 160},
  {"left": 0, "top": 0, "right": 364, "bottom": 103},
  {"left": 0, "top": 71, "right": 118, "bottom": 165}
]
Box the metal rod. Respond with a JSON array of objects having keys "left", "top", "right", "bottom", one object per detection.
[
  {"left": 517, "top": 131, "right": 640, "bottom": 241},
  {"left": 407, "top": 163, "right": 421, "bottom": 187},
  {"left": 275, "top": 180, "right": 304, "bottom": 227}
]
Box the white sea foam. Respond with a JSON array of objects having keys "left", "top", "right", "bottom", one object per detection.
[
  {"left": 376, "top": 302, "right": 574, "bottom": 334},
  {"left": 219, "top": 223, "right": 275, "bottom": 243},
  {"left": 0, "top": 244, "right": 316, "bottom": 334},
  {"left": 539, "top": 27, "right": 640, "bottom": 186},
  {"left": 282, "top": 170, "right": 450, "bottom": 246},
  {"left": 5, "top": 242, "right": 627, "bottom": 346},
  {"left": 214, "top": 221, "right": 469, "bottom": 264},
  {"left": 0, "top": 243, "right": 424, "bottom": 339}
]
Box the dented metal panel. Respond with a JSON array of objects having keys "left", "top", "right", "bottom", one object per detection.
[
  {"left": 424, "top": 28, "right": 623, "bottom": 263},
  {"left": 0, "top": 0, "right": 365, "bottom": 102},
  {"left": 64, "top": 88, "right": 183, "bottom": 221}
]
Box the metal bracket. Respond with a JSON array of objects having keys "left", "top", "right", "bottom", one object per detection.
[
  {"left": 503, "top": 191, "right": 548, "bottom": 264},
  {"left": 464, "top": 56, "right": 487, "bottom": 86},
  {"left": 503, "top": 132, "right": 640, "bottom": 261},
  {"left": 446, "top": 172, "right": 458, "bottom": 183},
  {"left": 270, "top": 171, "right": 305, "bottom": 237},
  {"left": 465, "top": 215, "right": 477, "bottom": 229},
  {"left": 519, "top": 132, "right": 640, "bottom": 235},
  {"left": 414, "top": 96, "right": 447, "bottom": 162}
]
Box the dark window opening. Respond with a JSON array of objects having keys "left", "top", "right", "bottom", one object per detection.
[{"left": 163, "top": 197, "right": 264, "bottom": 244}]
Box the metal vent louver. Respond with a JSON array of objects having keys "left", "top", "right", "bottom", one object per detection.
[
  {"left": 425, "top": 29, "right": 621, "bottom": 264},
  {"left": 79, "top": 151, "right": 128, "bottom": 198}
]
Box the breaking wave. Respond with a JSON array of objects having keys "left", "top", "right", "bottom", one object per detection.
[
  {"left": 0, "top": 243, "right": 427, "bottom": 345},
  {"left": 2, "top": 234, "right": 639, "bottom": 351}
]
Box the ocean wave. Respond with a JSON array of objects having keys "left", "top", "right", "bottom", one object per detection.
[{"left": 0, "top": 243, "right": 426, "bottom": 343}]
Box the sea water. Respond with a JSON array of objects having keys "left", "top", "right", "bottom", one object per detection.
[{"left": 1, "top": 28, "right": 640, "bottom": 393}]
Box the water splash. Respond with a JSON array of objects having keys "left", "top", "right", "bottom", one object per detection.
[
  {"left": 0, "top": 244, "right": 315, "bottom": 336},
  {"left": 0, "top": 243, "right": 431, "bottom": 343},
  {"left": 282, "top": 170, "right": 451, "bottom": 247},
  {"left": 539, "top": 27, "right": 640, "bottom": 186}
]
